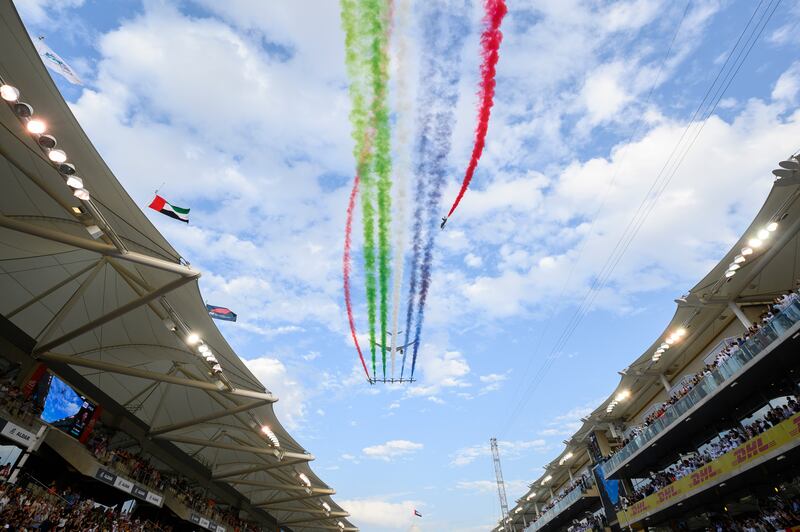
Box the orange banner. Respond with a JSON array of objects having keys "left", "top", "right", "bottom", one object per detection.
[{"left": 617, "top": 412, "right": 800, "bottom": 527}]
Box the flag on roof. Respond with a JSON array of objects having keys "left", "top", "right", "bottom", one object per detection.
[
  {"left": 33, "top": 37, "right": 83, "bottom": 85},
  {"left": 414, "top": 509, "right": 422, "bottom": 518},
  {"left": 206, "top": 304, "right": 237, "bottom": 322},
  {"left": 148, "top": 194, "right": 189, "bottom": 223}
]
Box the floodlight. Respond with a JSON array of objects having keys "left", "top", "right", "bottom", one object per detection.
[
  {"left": 0, "top": 84, "right": 20, "bottom": 102},
  {"left": 185, "top": 332, "right": 200, "bottom": 345},
  {"left": 65, "top": 176, "right": 83, "bottom": 189},
  {"left": 37, "top": 134, "right": 56, "bottom": 149},
  {"left": 26, "top": 119, "right": 46, "bottom": 134},
  {"left": 73, "top": 188, "right": 90, "bottom": 201},
  {"left": 48, "top": 149, "right": 67, "bottom": 163},
  {"left": 13, "top": 102, "right": 32, "bottom": 118}
]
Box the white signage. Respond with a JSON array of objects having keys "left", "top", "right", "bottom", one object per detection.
[
  {"left": 113, "top": 476, "right": 134, "bottom": 493},
  {"left": 199, "top": 518, "right": 210, "bottom": 527},
  {"left": 1, "top": 422, "right": 35, "bottom": 447},
  {"left": 146, "top": 492, "right": 163, "bottom": 507},
  {"left": 217, "top": 526, "right": 226, "bottom": 532}
]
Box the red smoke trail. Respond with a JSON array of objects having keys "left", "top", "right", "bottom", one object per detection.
[
  {"left": 444, "top": 0, "right": 507, "bottom": 220},
  {"left": 344, "top": 174, "right": 372, "bottom": 382}
]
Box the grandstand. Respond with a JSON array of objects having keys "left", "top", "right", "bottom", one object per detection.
[
  {"left": 0, "top": 3, "right": 355, "bottom": 531},
  {"left": 495, "top": 158, "right": 800, "bottom": 531}
]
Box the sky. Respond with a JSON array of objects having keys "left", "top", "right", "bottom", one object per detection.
[{"left": 12, "top": 0, "right": 800, "bottom": 530}]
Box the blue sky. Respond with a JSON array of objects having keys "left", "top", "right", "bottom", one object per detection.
[{"left": 14, "top": 0, "right": 800, "bottom": 530}]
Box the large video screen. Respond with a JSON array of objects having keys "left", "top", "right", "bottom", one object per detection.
[
  {"left": 41, "top": 375, "right": 82, "bottom": 423},
  {"left": 40, "top": 375, "right": 98, "bottom": 440}
]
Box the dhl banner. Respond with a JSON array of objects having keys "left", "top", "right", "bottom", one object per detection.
[{"left": 617, "top": 412, "right": 800, "bottom": 528}]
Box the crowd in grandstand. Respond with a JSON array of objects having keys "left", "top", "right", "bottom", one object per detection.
[
  {"left": 0, "top": 478, "right": 172, "bottom": 531},
  {"left": 527, "top": 474, "right": 591, "bottom": 524},
  {"left": 615, "top": 291, "right": 800, "bottom": 452},
  {"left": 0, "top": 379, "right": 41, "bottom": 425},
  {"left": 707, "top": 493, "right": 800, "bottom": 531},
  {"left": 567, "top": 512, "right": 606, "bottom": 532},
  {"left": 618, "top": 396, "right": 800, "bottom": 509},
  {"left": 85, "top": 428, "right": 257, "bottom": 530}
]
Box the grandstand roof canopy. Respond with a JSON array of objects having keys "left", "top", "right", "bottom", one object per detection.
[
  {"left": 498, "top": 151, "right": 800, "bottom": 530},
  {"left": 0, "top": 3, "right": 355, "bottom": 530}
]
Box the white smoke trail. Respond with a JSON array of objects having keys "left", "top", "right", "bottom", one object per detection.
[{"left": 389, "top": 0, "right": 412, "bottom": 380}]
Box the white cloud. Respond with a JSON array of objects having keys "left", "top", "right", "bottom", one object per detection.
[
  {"left": 338, "top": 498, "right": 418, "bottom": 529},
  {"left": 450, "top": 439, "right": 549, "bottom": 467},
  {"left": 407, "top": 349, "right": 470, "bottom": 398},
  {"left": 478, "top": 372, "right": 510, "bottom": 394},
  {"left": 772, "top": 61, "right": 800, "bottom": 102},
  {"left": 243, "top": 356, "right": 307, "bottom": 429},
  {"left": 362, "top": 440, "right": 424, "bottom": 461},
  {"left": 456, "top": 479, "right": 529, "bottom": 495},
  {"left": 464, "top": 252, "right": 483, "bottom": 268}
]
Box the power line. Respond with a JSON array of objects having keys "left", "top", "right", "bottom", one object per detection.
[{"left": 501, "top": 0, "right": 782, "bottom": 435}]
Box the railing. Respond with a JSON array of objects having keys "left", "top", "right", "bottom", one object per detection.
[
  {"left": 603, "top": 299, "right": 800, "bottom": 476},
  {"left": 526, "top": 477, "right": 594, "bottom": 531}
]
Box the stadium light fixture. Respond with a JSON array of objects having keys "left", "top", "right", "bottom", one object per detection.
[
  {"left": 59, "top": 162, "right": 76, "bottom": 175},
  {"left": 322, "top": 501, "right": 332, "bottom": 512},
  {"left": 734, "top": 255, "right": 745, "bottom": 264},
  {"left": 261, "top": 425, "right": 280, "bottom": 447},
  {"left": 727, "top": 263, "right": 740, "bottom": 271},
  {"left": 0, "top": 84, "right": 20, "bottom": 102},
  {"left": 659, "top": 343, "right": 670, "bottom": 350},
  {"left": 338, "top": 522, "right": 345, "bottom": 530},
  {"left": 675, "top": 328, "right": 687, "bottom": 337},
  {"left": 48, "top": 149, "right": 67, "bottom": 163},
  {"left": 298, "top": 472, "right": 311, "bottom": 487},
  {"left": 73, "top": 188, "right": 90, "bottom": 201},
  {"left": 198, "top": 343, "right": 210, "bottom": 353},
  {"left": 741, "top": 247, "right": 753, "bottom": 256},
  {"left": 13, "top": 102, "right": 32, "bottom": 118},
  {"left": 37, "top": 134, "right": 56, "bottom": 149},
  {"left": 526, "top": 493, "right": 536, "bottom": 500},
  {"left": 65, "top": 175, "right": 83, "bottom": 189},
  {"left": 615, "top": 390, "right": 630, "bottom": 402},
  {"left": 541, "top": 475, "right": 552, "bottom": 484},
  {"left": 26, "top": 118, "right": 46, "bottom": 134},
  {"left": 185, "top": 332, "right": 200, "bottom": 345},
  {"left": 767, "top": 222, "right": 778, "bottom": 232},
  {"left": 665, "top": 337, "right": 675, "bottom": 345},
  {"left": 757, "top": 229, "right": 769, "bottom": 240},
  {"left": 559, "top": 452, "right": 573, "bottom": 465},
  {"left": 725, "top": 270, "right": 736, "bottom": 278},
  {"left": 748, "top": 238, "right": 763, "bottom": 248}
]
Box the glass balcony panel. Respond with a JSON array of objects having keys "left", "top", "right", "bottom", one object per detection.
[{"left": 602, "top": 300, "right": 800, "bottom": 476}]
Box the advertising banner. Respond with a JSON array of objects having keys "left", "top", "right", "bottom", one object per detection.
[{"left": 617, "top": 412, "right": 800, "bottom": 527}]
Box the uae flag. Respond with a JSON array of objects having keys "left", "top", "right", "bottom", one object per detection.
[
  {"left": 206, "top": 304, "right": 237, "bottom": 322},
  {"left": 148, "top": 194, "right": 189, "bottom": 223}
]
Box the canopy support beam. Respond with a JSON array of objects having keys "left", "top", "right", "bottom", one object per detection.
[
  {"left": 0, "top": 214, "right": 198, "bottom": 277},
  {"left": 36, "top": 354, "right": 275, "bottom": 402},
  {"left": 6, "top": 259, "right": 102, "bottom": 318},
  {"left": 33, "top": 273, "right": 199, "bottom": 354},
  {"left": 149, "top": 399, "right": 269, "bottom": 436},
  {"left": 256, "top": 492, "right": 330, "bottom": 507},
  {"left": 212, "top": 459, "right": 309, "bottom": 479},
  {"left": 156, "top": 435, "right": 310, "bottom": 461},
  {"left": 226, "top": 478, "right": 335, "bottom": 494}
]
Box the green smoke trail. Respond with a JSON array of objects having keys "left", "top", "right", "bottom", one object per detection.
[
  {"left": 340, "top": 0, "right": 379, "bottom": 377},
  {"left": 365, "top": 0, "right": 393, "bottom": 380}
]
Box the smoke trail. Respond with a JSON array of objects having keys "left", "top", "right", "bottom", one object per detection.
[
  {"left": 343, "top": 175, "right": 371, "bottom": 381},
  {"left": 341, "top": 0, "right": 379, "bottom": 377},
  {"left": 389, "top": 0, "right": 412, "bottom": 379},
  {"left": 365, "top": 0, "right": 394, "bottom": 381},
  {"left": 402, "top": 1, "right": 469, "bottom": 379},
  {"left": 443, "top": 0, "right": 507, "bottom": 221}
]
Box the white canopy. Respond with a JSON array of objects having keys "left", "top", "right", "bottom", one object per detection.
[{"left": 0, "top": 3, "right": 354, "bottom": 530}]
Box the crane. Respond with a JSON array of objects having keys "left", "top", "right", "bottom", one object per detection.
[{"left": 490, "top": 437, "right": 515, "bottom": 531}]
